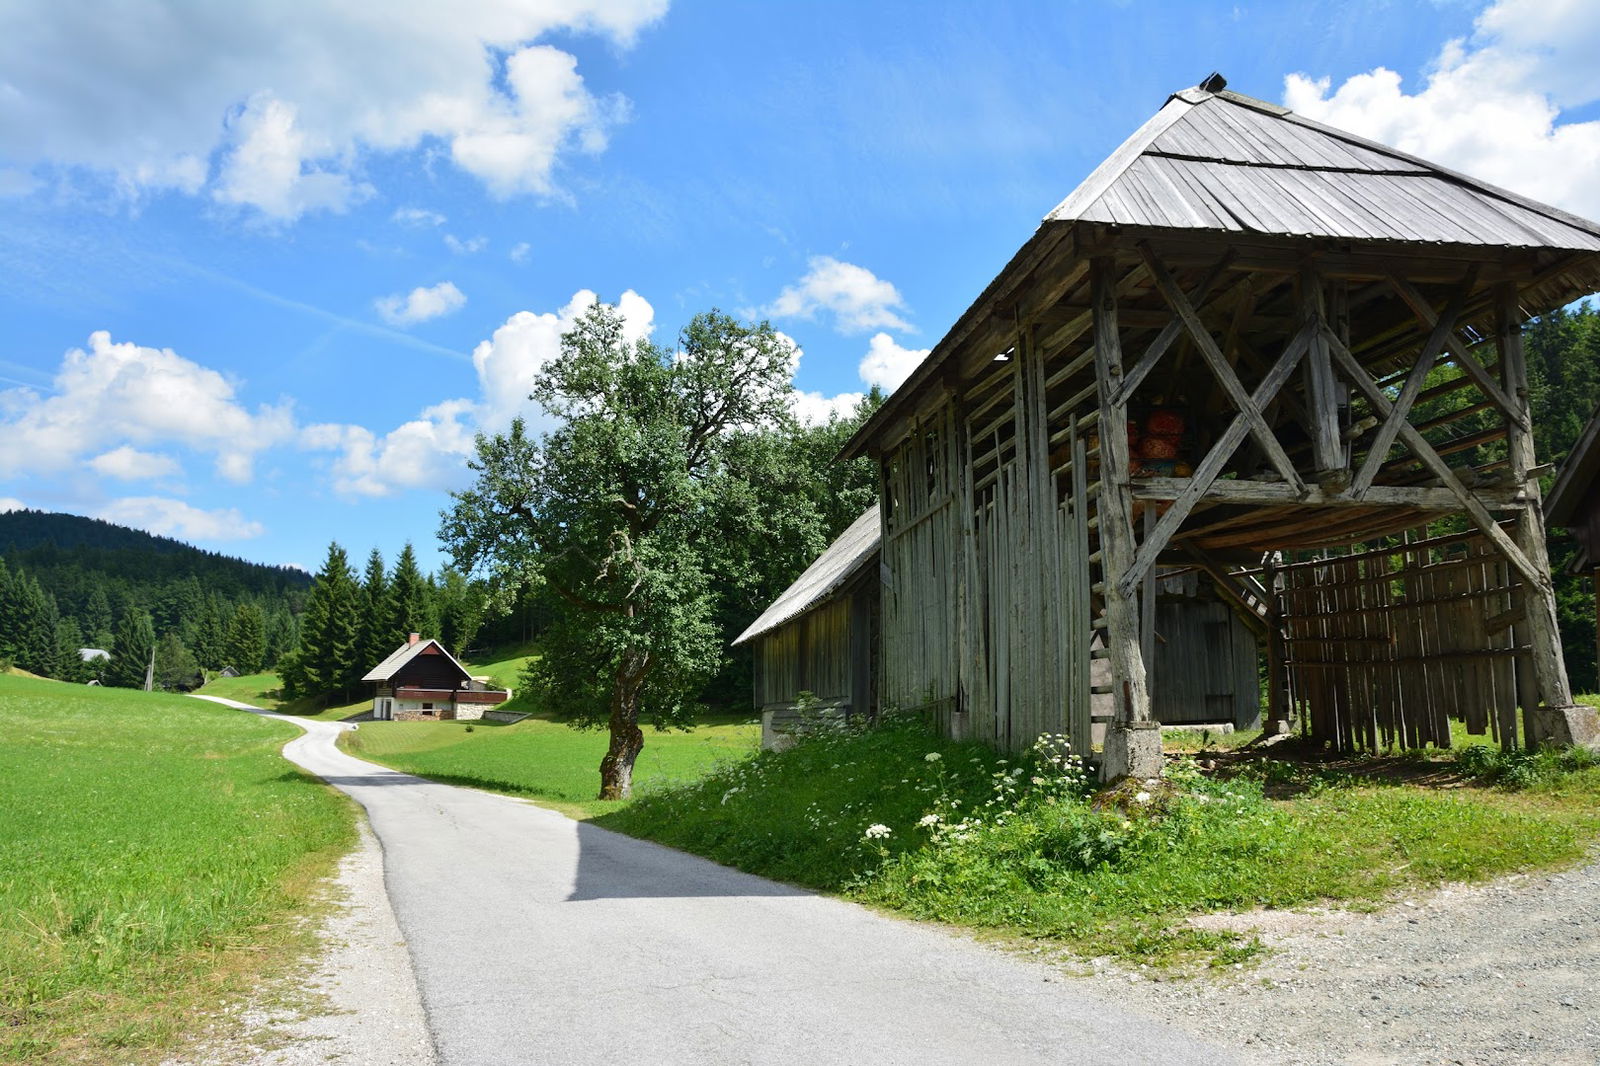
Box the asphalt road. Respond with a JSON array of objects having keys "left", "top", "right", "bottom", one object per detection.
[{"left": 205, "top": 698, "right": 1239, "bottom": 1066}]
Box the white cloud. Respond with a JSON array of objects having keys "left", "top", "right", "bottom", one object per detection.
[
  {"left": 303, "top": 399, "right": 478, "bottom": 498},
  {"left": 87, "top": 445, "right": 183, "bottom": 482},
  {"left": 392, "top": 206, "right": 446, "bottom": 227},
  {"left": 308, "top": 289, "right": 656, "bottom": 498},
  {"left": 509, "top": 242, "right": 532, "bottom": 263},
  {"left": 213, "top": 94, "right": 371, "bottom": 221},
  {"left": 1284, "top": 0, "right": 1600, "bottom": 219},
  {"left": 375, "top": 281, "right": 467, "bottom": 327},
  {"left": 444, "top": 234, "right": 488, "bottom": 255},
  {"left": 96, "top": 497, "right": 264, "bottom": 541},
  {"left": 0, "top": 331, "right": 292, "bottom": 483},
  {"left": 793, "top": 390, "right": 864, "bottom": 425},
  {"left": 858, "top": 332, "right": 930, "bottom": 392},
  {"left": 0, "top": 1, "right": 668, "bottom": 218},
  {"left": 768, "top": 256, "right": 914, "bottom": 334},
  {"left": 0, "top": 497, "right": 24, "bottom": 513}
]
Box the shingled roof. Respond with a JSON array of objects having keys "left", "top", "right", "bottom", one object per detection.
[
  {"left": 840, "top": 75, "right": 1600, "bottom": 462},
  {"left": 732, "top": 505, "right": 880, "bottom": 646},
  {"left": 1049, "top": 83, "right": 1600, "bottom": 251}
]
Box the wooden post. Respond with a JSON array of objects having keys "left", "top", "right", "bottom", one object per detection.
[
  {"left": 1264, "top": 554, "right": 1289, "bottom": 734},
  {"left": 1300, "top": 262, "right": 1347, "bottom": 488},
  {"left": 1497, "top": 282, "right": 1595, "bottom": 746},
  {"left": 1091, "top": 256, "right": 1159, "bottom": 779}
]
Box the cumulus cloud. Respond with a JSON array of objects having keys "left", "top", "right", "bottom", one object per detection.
[
  {"left": 96, "top": 497, "right": 264, "bottom": 541},
  {"left": 213, "top": 94, "right": 371, "bottom": 219},
  {"left": 87, "top": 445, "right": 183, "bottom": 482},
  {"left": 0, "top": 0, "right": 668, "bottom": 219},
  {"left": 793, "top": 390, "right": 864, "bottom": 425},
  {"left": 375, "top": 281, "right": 467, "bottom": 326},
  {"left": 768, "top": 257, "right": 914, "bottom": 334},
  {"left": 0, "top": 331, "right": 292, "bottom": 483},
  {"left": 858, "top": 332, "right": 930, "bottom": 392},
  {"left": 1284, "top": 0, "right": 1600, "bottom": 219},
  {"left": 303, "top": 399, "right": 479, "bottom": 499},
  {"left": 0, "top": 497, "right": 23, "bottom": 513},
  {"left": 308, "top": 289, "right": 657, "bottom": 498}
]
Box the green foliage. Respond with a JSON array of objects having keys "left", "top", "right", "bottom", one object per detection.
[
  {"left": 390, "top": 543, "right": 435, "bottom": 645},
  {"left": 0, "top": 675, "right": 351, "bottom": 1060},
  {"left": 355, "top": 548, "right": 393, "bottom": 674},
  {"left": 1453, "top": 742, "right": 1600, "bottom": 789},
  {"left": 223, "top": 603, "right": 267, "bottom": 675},
  {"left": 104, "top": 608, "right": 155, "bottom": 689},
  {"left": 435, "top": 566, "right": 482, "bottom": 658},
  {"left": 601, "top": 720, "right": 1599, "bottom": 964},
  {"left": 280, "top": 543, "right": 360, "bottom": 701},
  {"left": 443, "top": 303, "right": 805, "bottom": 794},
  {"left": 152, "top": 632, "right": 200, "bottom": 692}
]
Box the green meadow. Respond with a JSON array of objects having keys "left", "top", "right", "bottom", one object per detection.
[{"left": 0, "top": 675, "right": 351, "bottom": 1063}]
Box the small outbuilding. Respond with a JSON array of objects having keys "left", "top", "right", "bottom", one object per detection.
[
  {"left": 362, "top": 633, "right": 511, "bottom": 721},
  {"left": 733, "top": 506, "right": 880, "bottom": 749}
]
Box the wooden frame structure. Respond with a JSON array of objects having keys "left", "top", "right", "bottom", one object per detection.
[{"left": 843, "top": 77, "right": 1600, "bottom": 777}]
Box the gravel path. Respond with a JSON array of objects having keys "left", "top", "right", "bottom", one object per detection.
[{"left": 1103, "top": 856, "right": 1600, "bottom": 1065}]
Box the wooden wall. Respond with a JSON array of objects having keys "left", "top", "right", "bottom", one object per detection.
[{"left": 753, "top": 595, "right": 858, "bottom": 711}]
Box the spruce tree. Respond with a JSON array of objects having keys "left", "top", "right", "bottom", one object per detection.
[
  {"left": 54, "top": 618, "right": 90, "bottom": 683},
  {"left": 224, "top": 603, "right": 267, "bottom": 674},
  {"left": 356, "top": 549, "right": 394, "bottom": 670},
  {"left": 105, "top": 608, "right": 156, "bottom": 689},
  {"left": 285, "top": 543, "right": 360, "bottom": 700},
  {"left": 390, "top": 543, "right": 435, "bottom": 641},
  {"left": 83, "top": 585, "right": 113, "bottom": 647}
]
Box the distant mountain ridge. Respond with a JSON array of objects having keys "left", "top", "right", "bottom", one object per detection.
[{"left": 0, "top": 510, "right": 310, "bottom": 599}]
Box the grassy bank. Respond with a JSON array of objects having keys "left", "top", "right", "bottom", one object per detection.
[
  {"left": 596, "top": 717, "right": 1600, "bottom": 966},
  {"left": 0, "top": 676, "right": 352, "bottom": 1062},
  {"left": 342, "top": 713, "right": 758, "bottom": 818}
]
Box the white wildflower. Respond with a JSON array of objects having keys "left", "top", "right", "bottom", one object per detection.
[
  {"left": 1135, "top": 791, "right": 1152, "bottom": 804},
  {"left": 864, "top": 823, "right": 893, "bottom": 839},
  {"left": 918, "top": 813, "right": 942, "bottom": 827},
  {"left": 925, "top": 752, "right": 942, "bottom": 763}
]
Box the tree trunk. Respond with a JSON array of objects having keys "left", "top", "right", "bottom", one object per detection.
[{"left": 598, "top": 650, "right": 649, "bottom": 800}]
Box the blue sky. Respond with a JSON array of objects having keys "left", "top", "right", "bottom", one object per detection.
[{"left": 2, "top": 0, "right": 1597, "bottom": 572}]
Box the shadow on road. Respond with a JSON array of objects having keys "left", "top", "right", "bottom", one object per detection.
[{"left": 566, "top": 820, "right": 811, "bottom": 902}]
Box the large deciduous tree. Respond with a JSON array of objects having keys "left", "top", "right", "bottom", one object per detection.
[{"left": 442, "top": 304, "right": 797, "bottom": 798}]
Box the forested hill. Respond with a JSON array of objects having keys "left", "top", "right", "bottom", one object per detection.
[
  {"left": 0, "top": 511, "right": 309, "bottom": 600},
  {"left": 0, "top": 510, "right": 308, "bottom": 684}
]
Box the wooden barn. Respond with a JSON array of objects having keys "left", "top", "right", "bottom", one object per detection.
[
  {"left": 733, "top": 506, "right": 880, "bottom": 748},
  {"left": 836, "top": 74, "right": 1600, "bottom": 778},
  {"left": 362, "top": 633, "right": 511, "bottom": 721}
]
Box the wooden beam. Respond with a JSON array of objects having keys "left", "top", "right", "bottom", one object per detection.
[
  {"left": 1090, "top": 257, "right": 1153, "bottom": 726},
  {"left": 1497, "top": 280, "right": 1536, "bottom": 482},
  {"left": 1389, "top": 275, "right": 1530, "bottom": 431},
  {"left": 1299, "top": 262, "right": 1347, "bottom": 482},
  {"left": 1140, "top": 242, "right": 1306, "bottom": 492},
  {"left": 1131, "top": 476, "right": 1526, "bottom": 511},
  {"left": 1116, "top": 320, "right": 1314, "bottom": 598},
  {"left": 1351, "top": 267, "right": 1478, "bottom": 498},
  {"left": 1110, "top": 250, "right": 1236, "bottom": 407},
  {"left": 1325, "top": 325, "right": 1548, "bottom": 590}
]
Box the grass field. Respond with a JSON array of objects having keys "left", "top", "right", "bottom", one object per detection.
[
  {"left": 0, "top": 675, "right": 352, "bottom": 1063},
  {"left": 342, "top": 713, "right": 759, "bottom": 818},
  {"left": 598, "top": 716, "right": 1600, "bottom": 967}
]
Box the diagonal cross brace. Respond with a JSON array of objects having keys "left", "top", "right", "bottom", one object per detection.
[
  {"left": 1351, "top": 266, "right": 1479, "bottom": 498},
  {"left": 1389, "top": 275, "right": 1530, "bottom": 432},
  {"left": 1140, "top": 243, "right": 1306, "bottom": 494},
  {"left": 1325, "top": 326, "right": 1546, "bottom": 590},
  {"left": 1117, "top": 319, "right": 1316, "bottom": 599},
  {"left": 1110, "top": 250, "right": 1237, "bottom": 408}
]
